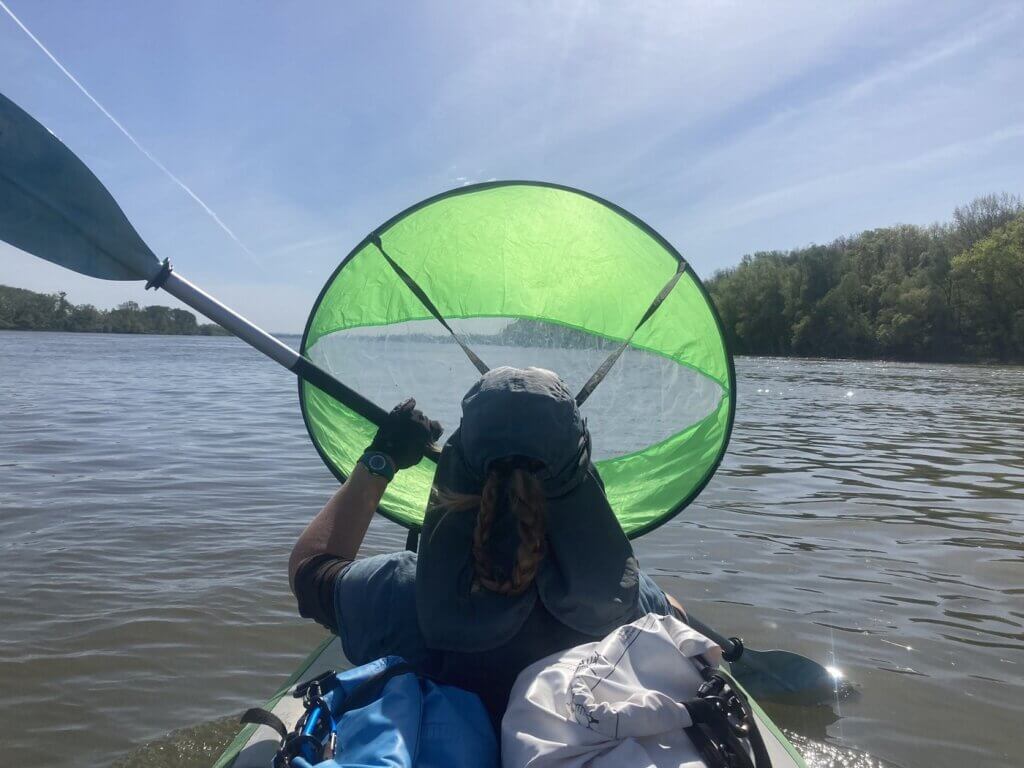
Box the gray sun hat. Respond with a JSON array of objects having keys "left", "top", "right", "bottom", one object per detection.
[
  {"left": 416, "top": 366, "right": 640, "bottom": 653},
  {"left": 460, "top": 366, "right": 590, "bottom": 495}
]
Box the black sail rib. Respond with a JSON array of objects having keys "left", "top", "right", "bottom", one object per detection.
[
  {"left": 575, "top": 259, "right": 687, "bottom": 406},
  {"left": 370, "top": 234, "right": 489, "bottom": 375}
]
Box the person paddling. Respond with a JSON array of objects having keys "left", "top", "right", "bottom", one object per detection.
[{"left": 289, "top": 366, "right": 686, "bottom": 726}]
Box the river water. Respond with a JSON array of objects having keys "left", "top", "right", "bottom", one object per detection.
[{"left": 0, "top": 330, "right": 1021, "bottom": 768}]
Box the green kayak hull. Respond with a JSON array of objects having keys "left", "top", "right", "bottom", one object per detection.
[{"left": 213, "top": 636, "right": 807, "bottom": 768}]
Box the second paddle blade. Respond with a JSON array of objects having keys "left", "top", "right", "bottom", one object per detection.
[{"left": 731, "top": 648, "right": 857, "bottom": 704}]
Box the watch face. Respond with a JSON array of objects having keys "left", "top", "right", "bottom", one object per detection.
[{"left": 368, "top": 455, "right": 387, "bottom": 472}]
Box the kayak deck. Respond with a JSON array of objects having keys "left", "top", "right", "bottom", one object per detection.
[
  {"left": 213, "top": 635, "right": 806, "bottom": 768},
  {"left": 213, "top": 635, "right": 346, "bottom": 768}
]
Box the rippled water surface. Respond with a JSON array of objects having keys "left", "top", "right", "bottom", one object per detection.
[{"left": 1, "top": 331, "right": 1021, "bottom": 768}]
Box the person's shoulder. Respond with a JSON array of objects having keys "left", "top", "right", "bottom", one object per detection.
[
  {"left": 336, "top": 550, "right": 425, "bottom": 665},
  {"left": 342, "top": 549, "right": 417, "bottom": 584},
  {"left": 636, "top": 568, "right": 671, "bottom": 617}
]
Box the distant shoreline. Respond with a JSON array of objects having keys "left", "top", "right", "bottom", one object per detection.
[
  {"left": 0, "top": 327, "right": 237, "bottom": 338},
  {"left": 0, "top": 284, "right": 229, "bottom": 337}
]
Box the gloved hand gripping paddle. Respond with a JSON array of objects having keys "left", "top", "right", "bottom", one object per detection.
[{"left": 367, "top": 399, "right": 444, "bottom": 470}]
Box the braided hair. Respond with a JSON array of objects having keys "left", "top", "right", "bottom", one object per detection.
[{"left": 433, "top": 457, "right": 547, "bottom": 596}]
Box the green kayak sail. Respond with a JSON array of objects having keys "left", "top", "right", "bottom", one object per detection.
[{"left": 300, "top": 181, "right": 735, "bottom": 538}]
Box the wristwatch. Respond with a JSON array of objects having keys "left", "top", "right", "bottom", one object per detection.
[{"left": 359, "top": 451, "right": 396, "bottom": 482}]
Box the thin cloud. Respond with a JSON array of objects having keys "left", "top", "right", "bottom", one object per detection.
[{"left": 706, "top": 124, "right": 1024, "bottom": 230}]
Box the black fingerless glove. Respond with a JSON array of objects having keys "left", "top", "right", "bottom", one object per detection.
[{"left": 367, "top": 398, "right": 443, "bottom": 470}]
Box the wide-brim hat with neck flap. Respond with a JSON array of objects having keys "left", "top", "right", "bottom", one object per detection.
[{"left": 416, "top": 366, "right": 641, "bottom": 653}]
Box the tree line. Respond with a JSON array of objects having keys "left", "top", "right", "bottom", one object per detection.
[
  {"left": 707, "top": 193, "right": 1024, "bottom": 363},
  {"left": 0, "top": 285, "right": 229, "bottom": 336},
  {"left": 4, "top": 193, "right": 1022, "bottom": 358}
]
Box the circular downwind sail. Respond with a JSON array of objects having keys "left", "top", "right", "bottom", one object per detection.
[{"left": 299, "top": 182, "right": 734, "bottom": 538}]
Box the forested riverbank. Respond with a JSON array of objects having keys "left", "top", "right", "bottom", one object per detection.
[
  {"left": 4, "top": 193, "right": 1022, "bottom": 358},
  {"left": 0, "top": 285, "right": 228, "bottom": 336},
  {"left": 708, "top": 194, "right": 1024, "bottom": 363}
]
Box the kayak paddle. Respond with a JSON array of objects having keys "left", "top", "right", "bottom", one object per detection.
[{"left": 0, "top": 89, "right": 423, "bottom": 453}]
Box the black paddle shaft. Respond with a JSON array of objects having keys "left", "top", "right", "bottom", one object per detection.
[
  {"left": 157, "top": 267, "right": 442, "bottom": 463},
  {"left": 683, "top": 613, "right": 745, "bottom": 662}
]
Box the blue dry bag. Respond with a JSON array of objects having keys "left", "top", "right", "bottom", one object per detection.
[{"left": 243, "top": 655, "right": 498, "bottom": 768}]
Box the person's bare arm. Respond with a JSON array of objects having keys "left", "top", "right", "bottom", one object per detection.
[
  {"left": 288, "top": 398, "right": 442, "bottom": 596},
  {"left": 288, "top": 464, "right": 388, "bottom": 591},
  {"left": 666, "top": 591, "right": 687, "bottom": 621}
]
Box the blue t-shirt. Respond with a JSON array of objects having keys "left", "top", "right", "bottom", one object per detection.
[{"left": 333, "top": 551, "right": 672, "bottom": 667}]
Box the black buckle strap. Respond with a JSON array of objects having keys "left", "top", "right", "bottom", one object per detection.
[
  {"left": 238, "top": 670, "right": 339, "bottom": 768},
  {"left": 240, "top": 703, "right": 330, "bottom": 768},
  {"left": 240, "top": 707, "right": 289, "bottom": 739}
]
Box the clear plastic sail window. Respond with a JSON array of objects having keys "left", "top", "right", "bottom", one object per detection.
[{"left": 300, "top": 183, "right": 735, "bottom": 538}]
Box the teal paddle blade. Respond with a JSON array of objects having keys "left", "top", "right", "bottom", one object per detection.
[
  {"left": 0, "top": 90, "right": 160, "bottom": 281},
  {"left": 731, "top": 648, "right": 856, "bottom": 704}
]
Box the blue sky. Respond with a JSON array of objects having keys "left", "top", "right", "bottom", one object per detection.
[{"left": 1, "top": 1, "right": 1022, "bottom": 333}]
